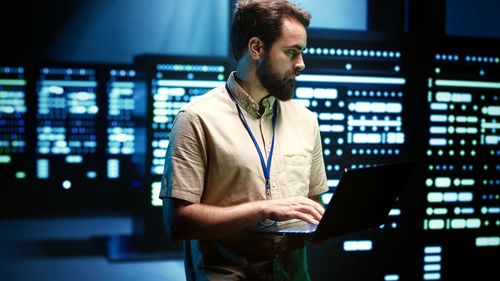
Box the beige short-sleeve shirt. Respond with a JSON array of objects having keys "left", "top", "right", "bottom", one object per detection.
[{"left": 160, "top": 72, "right": 328, "bottom": 280}]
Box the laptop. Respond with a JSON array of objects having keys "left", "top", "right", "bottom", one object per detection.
[{"left": 252, "top": 161, "right": 415, "bottom": 241}]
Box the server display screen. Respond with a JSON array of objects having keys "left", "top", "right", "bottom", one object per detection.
[
  {"left": 297, "top": 35, "right": 413, "bottom": 281},
  {"left": 105, "top": 67, "right": 146, "bottom": 182},
  {"left": 35, "top": 67, "right": 99, "bottom": 188},
  {"left": 0, "top": 66, "right": 27, "bottom": 183},
  {"left": 30, "top": 65, "right": 146, "bottom": 195},
  {"left": 143, "top": 58, "right": 227, "bottom": 206},
  {"left": 297, "top": 37, "right": 409, "bottom": 211},
  {"left": 422, "top": 46, "right": 499, "bottom": 280}
]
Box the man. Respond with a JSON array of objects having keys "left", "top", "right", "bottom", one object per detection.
[{"left": 160, "top": 0, "right": 328, "bottom": 279}]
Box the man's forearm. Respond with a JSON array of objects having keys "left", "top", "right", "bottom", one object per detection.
[
  {"left": 165, "top": 200, "right": 264, "bottom": 240},
  {"left": 163, "top": 196, "right": 324, "bottom": 241}
]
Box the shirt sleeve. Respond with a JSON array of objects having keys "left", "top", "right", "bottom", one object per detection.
[
  {"left": 308, "top": 120, "right": 329, "bottom": 197},
  {"left": 159, "top": 110, "right": 207, "bottom": 203}
]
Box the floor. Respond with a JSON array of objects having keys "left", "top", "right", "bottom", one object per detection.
[{"left": 0, "top": 216, "right": 186, "bottom": 281}]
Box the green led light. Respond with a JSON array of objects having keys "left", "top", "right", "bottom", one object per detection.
[
  {"left": 150, "top": 181, "right": 162, "bottom": 207},
  {"left": 0, "top": 155, "right": 11, "bottom": 163},
  {"left": 425, "top": 178, "right": 433, "bottom": 187},
  {"left": 476, "top": 236, "right": 500, "bottom": 247},
  {"left": 435, "top": 208, "right": 448, "bottom": 215},
  {"left": 436, "top": 177, "right": 452, "bottom": 188},
  {"left": 436, "top": 79, "right": 500, "bottom": 89},
  {"left": 438, "top": 150, "right": 444, "bottom": 156},
  {"left": 0, "top": 79, "right": 26, "bottom": 86},
  {"left": 451, "top": 219, "right": 467, "bottom": 229},
  {"left": 461, "top": 179, "right": 475, "bottom": 186},
  {"left": 435, "top": 67, "right": 441, "bottom": 74},
  {"left": 428, "top": 192, "right": 443, "bottom": 203},
  {"left": 429, "top": 219, "right": 445, "bottom": 230},
  {"left": 427, "top": 150, "right": 432, "bottom": 156},
  {"left": 429, "top": 165, "right": 434, "bottom": 171},
  {"left": 217, "top": 74, "right": 224, "bottom": 81},
  {"left": 467, "top": 116, "right": 478, "bottom": 123},
  {"left": 485, "top": 105, "right": 500, "bottom": 116},
  {"left": 471, "top": 150, "right": 476, "bottom": 156},
  {"left": 467, "top": 219, "right": 481, "bottom": 228},
  {"left": 15, "top": 171, "right": 26, "bottom": 179}
]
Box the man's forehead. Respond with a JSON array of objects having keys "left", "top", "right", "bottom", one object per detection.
[{"left": 279, "top": 17, "right": 307, "bottom": 49}]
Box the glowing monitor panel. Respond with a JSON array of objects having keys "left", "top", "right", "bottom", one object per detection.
[
  {"left": 422, "top": 39, "right": 500, "bottom": 281},
  {"left": 298, "top": 33, "right": 413, "bottom": 281},
  {"left": 297, "top": 33, "right": 410, "bottom": 206},
  {"left": 0, "top": 66, "right": 28, "bottom": 185},
  {"left": 132, "top": 55, "right": 227, "bottom": 245},
  {"left": 104, "top": 66, "right": 146, "bottom": 187},
  {"left": 12, "top": 64, "right": 147, "bottom": 215},
  {"left": 35, "top": 66, "right": 100, "bottom": 189},
  {"left": 135, "top": 56, "right": 228, "bottom": 208}
]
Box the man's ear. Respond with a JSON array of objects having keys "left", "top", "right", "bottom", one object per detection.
[{"left": 248, "top": 37, "right": 265, "bottom": 60}]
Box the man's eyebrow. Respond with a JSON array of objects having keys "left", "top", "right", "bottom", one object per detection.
[{"left": 285, "top": 44, "right": 306, "bottom": 51}]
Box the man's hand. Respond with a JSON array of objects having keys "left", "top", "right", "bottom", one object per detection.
[{"left": 260, "top": 196, "right": 325, "bottom": 224}]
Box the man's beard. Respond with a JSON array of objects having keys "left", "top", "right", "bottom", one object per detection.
[{"left": 257, "top": 56, "right": 295, "bottom": 101}]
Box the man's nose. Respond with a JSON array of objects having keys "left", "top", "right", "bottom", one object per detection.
[{"left": 294, "top": 53, "right": 305, "bottom": 73}]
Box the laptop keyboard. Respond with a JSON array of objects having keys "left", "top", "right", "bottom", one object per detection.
[{"left": 279, "top": 223, "right": 318, "bottom": 233}]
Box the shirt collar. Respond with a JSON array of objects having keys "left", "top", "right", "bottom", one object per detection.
[{"left": 226, "top": 71, "right": 277, "bottom": 119}]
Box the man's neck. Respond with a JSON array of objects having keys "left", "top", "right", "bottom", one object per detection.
[{"left": 235, "top": 65, "right": 269, "bottom": 105}]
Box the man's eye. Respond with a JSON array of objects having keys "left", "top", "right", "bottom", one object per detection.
[{"left": 288, "top": 50, "right": 298, "bottom": 58}]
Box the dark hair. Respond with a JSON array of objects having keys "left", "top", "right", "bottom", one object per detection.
[{"left": 230, "top": 0, "right": 311, "bottom": 61}]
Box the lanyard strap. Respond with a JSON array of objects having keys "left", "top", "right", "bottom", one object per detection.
[{"left": 225, "top": 84, "right": 278, "bottom": 198}]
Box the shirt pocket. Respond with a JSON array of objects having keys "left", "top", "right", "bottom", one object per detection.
[{"left": 284, "top": 154, "right": 311, "bottom": 197}]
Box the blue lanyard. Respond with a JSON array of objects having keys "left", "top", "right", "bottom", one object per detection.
[{"left": 225, "top": 84, "right": 278, "bottom": 199}]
